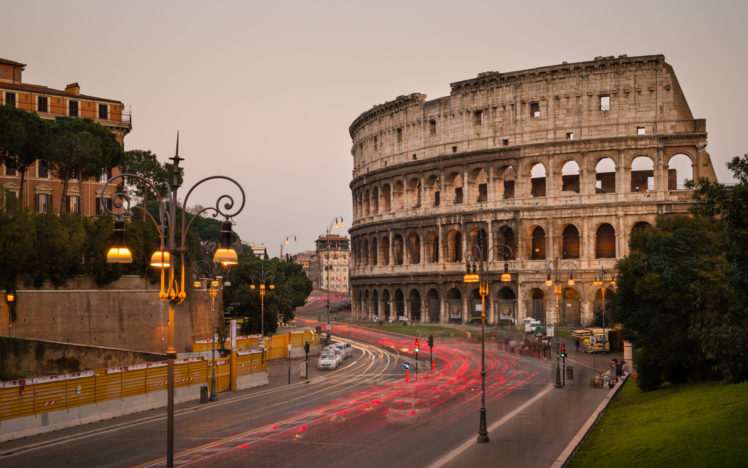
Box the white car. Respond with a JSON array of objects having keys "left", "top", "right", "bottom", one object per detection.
[
  {"left": 386, "top": 397, "right": 431, "bottom": 425},
  {"left": 317, "top": 353, "right": 338, "bottom": 370},
  {"left": 333, "top": 342, "right": 352, "bottom": 359}
]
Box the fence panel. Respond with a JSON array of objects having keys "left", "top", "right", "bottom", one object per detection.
[
  {"left": 95, "top": 372, "right": 123, "bottom": 403},
  {"left": 65, "top": 376, "right": 97, "bottom": 409},
  {"left": 146, "top": 364, "right": 168, "bottom": 393},
  {"left": 0, "top": 385, "right": 35, "bottom": 420},
  {"left": 34, "top": 381, "right": 68, "bottom": 415}
]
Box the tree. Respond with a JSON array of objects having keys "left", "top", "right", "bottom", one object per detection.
[
  {"left": 121, "top": 150, "right": 169, "bottom": 221},
  {"left": 44, "top": 117, "right": 122, "bottom": 214},
  {"left": 613, "top": 215, "right": 729, "bottom": 390},
  {"left": 0, "top": 106, "right": 46, "bottom": 209}
]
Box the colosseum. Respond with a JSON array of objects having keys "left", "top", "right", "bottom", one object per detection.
[{"left": 348, "top": 54, "right": 717, "bottom": 329}]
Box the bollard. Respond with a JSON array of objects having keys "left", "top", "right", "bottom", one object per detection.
[
  {"left": 567, "top": 366, "right": 574, "bottom": 380},
  {"left": 200, "top": 384, "right": 209, "bottom": 403}
]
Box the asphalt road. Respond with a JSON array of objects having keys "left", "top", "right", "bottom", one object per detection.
[{"left": 0, "top": 320, "right": 609, "bottom": 468}]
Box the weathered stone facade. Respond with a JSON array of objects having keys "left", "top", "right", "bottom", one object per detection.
[{"left": 348, "top": 54, "right": 717, "bottom": 327}]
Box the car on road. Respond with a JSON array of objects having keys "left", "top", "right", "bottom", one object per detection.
[
  {"left": 333, "top": 342, "right": 352, "bottom": 358},
  {"left": 385, "top": 397, "right": 431, "bottom": 425},
  {"left": 317, "top": 352, "right": 338, "bottom": 370}
]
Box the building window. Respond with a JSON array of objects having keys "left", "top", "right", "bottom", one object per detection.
[
  {"left": 38, "top": 160, "right": 49, "bottom": 178},
  {"left": 98, "top": 103, "right": 108, "bottom": 119},
  {"left": 473, "top": 110, "right": 483, "bottom": 125},
  {"left": 429, "top": 120, "right": 436, "bottom": 135},
  {"left": 70, "top": 168, "right": 79, "bottom": 181},
  {"left": 69, "top": 100, "right": 79, "bottom": 117},
  {"left": 5, "top": 164, "right": 16, "bottom": 176},
  {"left": 66, "top": 195, "right": 80, "bottom": 214},
  {"left": 637, "top": 126, "right": 646, "bottom": 135},
  {"left": 566, "top": 132, "right": 574, "bottom": 140},
  {"left": 37, "top": 96, "right": 49, "bottom": 113},
  {"left": 530, "top": 102, "right": 540, "bottom": 118},
  {"left": 502, "top": 139, "right": 509, "bottom": 146},
  {"left": 373, "top": 136, "right": 378, "bottom": 149},
  {"left": 96, "top": 197, "right": 112, "bottom": 214},
  {"left": 600, "top": 95, "right": 610, "bottom": 111},
  {"left": 35, "top": 193, "right": 52, "bottom": 213},
  {"left": 99, "top": 167, "right": 112, "bottom": 182},
  {"left": 452, "top": 146, "right": 457, "bottom": 153},
  {"left": 5, "top": 92, "right": 16, "bottom": 107},
  {"left": 397, "top": 128, "right": 402, "bottom": 143}
]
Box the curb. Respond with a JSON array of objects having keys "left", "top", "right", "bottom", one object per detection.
[{"left": 551, "top": 374, "right": 629, "bottom": 467}]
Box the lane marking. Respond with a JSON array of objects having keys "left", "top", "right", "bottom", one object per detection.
[{"left": 428, "top": 384, "right": 554, "bottom": 468}]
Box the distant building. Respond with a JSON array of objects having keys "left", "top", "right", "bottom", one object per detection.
[
  {"left": 0, "top": 57, "right": 132, "bottom": 215},
  {"left": 315, "top": 234, "right": 350, "bottom": 294},
  {"left": 293, "top": 250, "right": 316, "bottom": 282},
  {"left": 241, "top": 241, "right": 267, "bottom": 258}
]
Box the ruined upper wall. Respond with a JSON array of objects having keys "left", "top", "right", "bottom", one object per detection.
[{"left": 350, "top": 55, "right": 704, "bottom": 178}]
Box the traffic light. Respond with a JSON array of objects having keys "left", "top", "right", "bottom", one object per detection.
[
  {"left": 560, "top": 345, "right": 567, "bottom": 358},
  {"left": 414, "top": 339, "right": 420, "bottom": 353},
  {"left": 304, "top": 341, "right": 310, "bottom": 355},
  {"left": 427, "top": 335, "right": 434, "bottom": 348}
]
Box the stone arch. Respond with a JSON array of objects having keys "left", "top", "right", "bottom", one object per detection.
[
  {"left": 447, "top": 171, "right": 464, "bottom": 204},
  {"left": 595, "top": 157, "right": 616, "bottom": 193},
  {"left": 394, "top": 180, "right": 405, "bottom": 210},
  {"left": 667, "top": 153, "right": 694, "bottom": 190},
  {"left": 394, "top": 289, "right": 405, "bottom": 320},
  {"left": 630, "top": 156, "right": 654, "bottom": 192},
  {"left": 370, "top": 237, "right": 378, "bottom": 265},
  {"left": 497, "top": 164, "right": 516, "bottom": 199},
  {"left": 407, "top": 177, "right": 421, "bottom": 208},
  {"left": 560, "top": 287, "right": 581, "bottom": 326},
  {"left": 409, "top": 289, "right": 421, "bottom": 322},
  {"left": 371, "top": 289, "right": 379, "bottom": 319},
  {"left": 407, "top": 231, "right": 421, "bottom": 264},
  {"left": 632, "top": 221, "right": 651, "bottom": 234},
  {"left": 381, "top": 184, "right": 392, "bottom": 212},
  {"left": 380, "top": 234, "right": 390, "bottom": 265},
  {"left": 364, "top": 189, "right": 370, "bottom": 216},
  {"left": 427, "top": 288, "right": 440, "bottom": 322},
  {"left": 495, "top": 225, "right": 516, "bottom": 260},
  {"left": 425, "top": 175, "right": 440, "bottom": 207},
  {"left": 562, "top": 224, "right": 580, "bottom": 259},
  {"left": 393, "top": 234, "right": 404, "bottom": 265},
  {"left": 363, "top": 289, "right": 370, "bottom": 318},
  {"left": 469, "top": 288, "right": 485, "bottom": 323},
  {"left": 447, "top": 229, "right": 463, "bottom": 262},
  {"left": 371, "top": 186, "right": 379, "bottom": 214},
  {"left": 382, "top": 289, "right": 391, "bottom": 320},
  {"left": 362, "top": 238, "right": 369, "bottom": 265},
  {"left": 526, "top": 287, "right": 545, "bottom": 323},
  {"left": 426, "top": 231, "right": 439, "bottom": 263},
  {"left": 470, "top": 167, "right": 489, "bottom": 202},
  {"left": 446, "top": 287, "right": 462, "bottom": 323},
  {"left": 595, "top": 223, "right": 616, "bottom": 258},
  {"left": 468, "top": 227, "right": 488, "bottom": 261},
  {"left": 497, "top": 286, "right": 517, "bottom": 324},
  {"left": 530, "top": 225, "right": 546, "bottom": 260},
  {"left": 530, "top": 163, "right": 546, "bottom": 197},
  {"left": 561, "top": 160, "right": 581, "bottom": 193}
]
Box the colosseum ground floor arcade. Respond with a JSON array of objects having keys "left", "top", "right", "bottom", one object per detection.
[{"left": 351, "top": 266, "right": 616, "bottom": 329}]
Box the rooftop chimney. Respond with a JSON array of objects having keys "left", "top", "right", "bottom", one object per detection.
[{"left": 65, "top": 82, "right": 80, "bottom": 95}]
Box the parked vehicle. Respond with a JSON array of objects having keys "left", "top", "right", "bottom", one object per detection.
[{"left": 317, "top": 352, "right": 338, "bottom": 370}]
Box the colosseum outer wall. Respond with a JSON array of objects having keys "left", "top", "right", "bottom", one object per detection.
[{"left": 348, "top": 54, "right": 717, "bottom": 328}]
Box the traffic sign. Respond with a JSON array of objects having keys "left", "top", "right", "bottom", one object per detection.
[{"left": 402, "top": 362, "right": 411, "bottom": 370}]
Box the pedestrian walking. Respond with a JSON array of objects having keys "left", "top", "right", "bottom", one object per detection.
[{"left": 575, "top": 339, "right": 580, "bottom": 353}]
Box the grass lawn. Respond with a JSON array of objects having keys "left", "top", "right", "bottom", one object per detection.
[{"left": 568, "top": 379, "right": 748, "bottom": 467}]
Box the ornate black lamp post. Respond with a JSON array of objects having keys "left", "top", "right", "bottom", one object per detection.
[
  {"left": 250, "top": 264, "right": 275, "bottom": 337},
  {"left": 463, "top": 237, "right": 513, "bottom": 444},
  {"left": 545, "top": 257, "right": 576, "bottom": 388},
  {"left": 102, "top": 136, "right": 245, "bottom": 468},
  {"left": 593, "top": 268, "right": 616, "bottom": 354}
]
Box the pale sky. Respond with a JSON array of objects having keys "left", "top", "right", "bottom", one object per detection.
[{"left": 4, "top": 0, "right": 747, "bottom": 256}]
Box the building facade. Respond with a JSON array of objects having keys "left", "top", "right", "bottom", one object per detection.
[
  {"left": 315, "top": 235, "right": 350, "bottom": 293},
  {"left": 0, "top": 57, "right": 131, "bottom": 215},
  {"left": 348, "top": 54, "right": 717, "bottom": 327}
]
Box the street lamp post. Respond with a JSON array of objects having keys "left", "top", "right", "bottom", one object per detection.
[
  {"left": 280, "top": 234, "right": 296, "bottom": 262},
  {"left": 545, "top": 257, "right": 576, "bottom": 389},
  {"left": 208, "top": 279, "right": 220, "bottom": 401},
  {"left": 463, "top": 238, "right": 513, "bottom": 444},
  {"left": 5, "top": 291, "right": 14, "bottom": 336},
  {"left": 102, "top": 136, "right": 244, "bottom": 468},
  {"left": 250, "top": 265, "right": 275, "bottom": 338},
  {"left": 593, "top": 268, "right": 616, "bottom": 354}
]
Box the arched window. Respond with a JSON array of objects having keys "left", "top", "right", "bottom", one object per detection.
[
  {"left": 425, "top": 175, "right": 440, "bottom": 207},
  {"left": 427, "top": 289, "right": 440, "bottom": 323},
  {"left": 407, "top": 177, "right": 421, "bottom": 209},
  {"left": 451, "top": 173, "right": 464, "bottom": 204},
  {"left": 370, "top": 237, "right": 378, "bottom": 265},
  {"left": 409, "top": 289, "right": 421, "bottom": 322},
  {"left": 364, "top": 190, "right": 370, "bottom": 216},
  {"left": 562, "top": 225, "right": 580, "bottom": 259},
  {"left": 632, "top": 221, "right": 651, "bottom": 234},
  {"left": 447, "top": 229, "right": 462, "bottom": 262},
  {"left": 631, "top": 156, "right": 654, "bottom": 192},
  {"left": 561, "top": 161, "right": 580, "bottom": 193},
  {"left": 362, "top": 239, "right": 369, "bottom": 265},
  {"left": 426, "top": 231, "right": 439, "bottom": 263},
  {"left": 596, "top": 158, "right": 616, "bottom": 193},
  {"left": 446, "top": 288, "right": 462, "bottom": 323},
  {"left": 381, "top": 184, "right": 391, "bottom": 212},
  {"left": 495, "top": 226, "right": 516, "bottom": 260},
  {"left": 382, "top": 290, "right": 391, "bottom": 319},
  {"left": 531, "top": 226, "right": 546, "bottom": 260},
  {"left": 596, "top": 223, "right": 616, "bottom": 258},
  {"left": 407, "top": 232, "right": 421, "bottom": 264},
  {"left": 498, "top": 165, "right": 515, "bottom": 199},
  {"left": 380, "top": 235, "right": 390, "bottom": 265},
  {"left": 393, "top": 234, "right": 404, "bottom": 265},
  {"left": 394, "top": 289, "right": 405, "bottom": 319},
  {"left": 471, "top": 168, "right": 488, "bottom": 202},
  {"left": 530, "top": 163, "right": 546, "bottom": 197},
  {"left": 667, "top": 154, "right": 693, "bottom": 190},
  {"left": 468, "top": 227, "right": 488, "bottom": 261},
  {"left": 371, "top": 186, "right": 379, "bottom": 214},
  {"left": 394, "top": 181, "right": 404, "bottom": 210}
]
